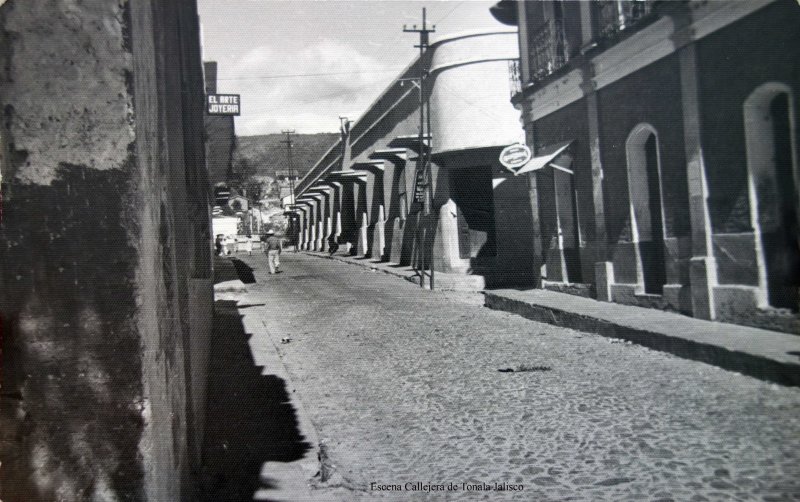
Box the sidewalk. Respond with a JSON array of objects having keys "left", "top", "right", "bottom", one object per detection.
[
  {"left": 207, "top": 255, "right": 344, "bottom": 501},
  {"left": 303, "top": 251, "right": 486, "bottom": 291},
  {"left": 302, "top": 252, "right": 800, "bottom": 387},
  {"left": 485, "top": 288, "right": 800, "bottom": 387}
]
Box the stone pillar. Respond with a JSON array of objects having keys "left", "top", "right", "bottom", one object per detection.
[
  {"left": 371, "top": 204, "right": 386, "bottom": 260},
  {"left": 308, "top": 213, "right": 317, "bottom": 251},
  {"left": 437, "top": 199, "right": 469, "bottom": 273},
  {"left": 325, "top": 215, "right": 333, "bottom": 252},
  {"left": 676, "top": 19, "right": 717, "bottom": 320},
  {"left": 297, "top": 208, "right": 304, "bottom": 250},
  {"left": 357, "top": 212, "right": 369, "bottom": 257},
  {"left": 304, "top": 206, "right": 313, "bottom": 250},
  {"left": 316, "top": 220, "right": 324, "bottom": 251}
]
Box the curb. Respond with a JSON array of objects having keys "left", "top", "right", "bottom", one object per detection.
[
  {"left": 484, "top": 292, "right": 800, "bottom": 387},
  {"left": 304, "top": 252, "right": 430, "bottom": 288},
  {"left": 303, "top": 252, "right": 486, "bottom": 291},
  {"left": 213, "top": 280, "right": 248, "bottom": 294}
]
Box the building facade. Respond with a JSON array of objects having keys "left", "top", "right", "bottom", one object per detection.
[
  {"left": 293, "top": 29, "right": 538, "bottom": 288},
  {"left": 0, "top": 1, "right": 214, "bottom": 500},
  {"left": 204, "top": 61, "right": 236, "bottom": 187},
  {"left": 496, "top": 0, "right": 799, "bottom": 332}
]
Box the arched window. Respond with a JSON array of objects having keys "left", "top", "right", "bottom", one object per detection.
[
  {"left": 743, "top": 82, "right": 799, "bottom": 310},
  {"left": 625, "top": 123, "right": 666, "bottom": 294}
]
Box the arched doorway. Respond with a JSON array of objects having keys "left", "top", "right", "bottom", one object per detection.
[
  {"left": 744, "top": 83, "right": 799, "bottom": 310},
  {"left": 626, "top": 123, "right": 666, "bottom": 295}
]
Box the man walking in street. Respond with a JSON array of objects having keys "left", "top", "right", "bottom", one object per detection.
[{"left": 264, "top": 230, "right": 283, "bottom": 274}]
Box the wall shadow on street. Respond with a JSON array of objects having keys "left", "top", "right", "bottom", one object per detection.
[
  {"left": 199, "top": 301, "right": 311, "bottom": 501},
  {"left": 230, "top": 258, "right": 257, "bottom": 284},
  {"left": 213, "top": 256, "right": 239, "bottom": 284},
  {"left": 213, "top": 257, "right": 257, "bottom": 284}
]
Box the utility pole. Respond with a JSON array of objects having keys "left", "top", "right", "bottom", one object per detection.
[
  {"left": 404, "top": 8, "right": 435, "bottom": 289},
  {"left": 281, "top": 129, "right": 296, "bottom": 206},
  {"left": 281, "top": 129, "right": 296, "bottom": 245},
  {"left": 404, "top": 7, "right": 434, "bottom": 216}
]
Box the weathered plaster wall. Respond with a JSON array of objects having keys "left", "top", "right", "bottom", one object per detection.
[{"left": 0, "top": 0, "right": 212, "bottom": 500}]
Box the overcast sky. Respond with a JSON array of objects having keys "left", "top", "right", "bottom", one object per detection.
[{"left": 197, "top": 0, "right": 507, "bottom": 136}]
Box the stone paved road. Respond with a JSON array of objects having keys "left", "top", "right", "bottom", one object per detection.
[{"left": 216, "top": 252, "right": 800, "bottom": 501}]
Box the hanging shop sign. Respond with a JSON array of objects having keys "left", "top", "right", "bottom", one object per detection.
[
  {"left": 501, "top": 141, "right": 575, "bottom": 176},
  {"left": 499, "top": 143, "right": 532, "bottom": 172},
  {"left": 207, "top": 94, "right": 241, "bottom": 116}
]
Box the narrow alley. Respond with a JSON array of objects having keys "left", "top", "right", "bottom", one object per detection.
[{"left": 204, "top": 253, "right": 800, "bottom": 501}]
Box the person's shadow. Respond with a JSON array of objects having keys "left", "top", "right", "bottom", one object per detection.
[{"left": 199, "top": 301, "right": 311, "bottom": 501}]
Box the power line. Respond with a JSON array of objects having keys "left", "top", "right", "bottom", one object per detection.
[
  {"left": 236, "top": 79, "right": 391, "bottom": 115},
  {"left": 434, "top": 1, "right": 465, "bottom": 25},
  {"left": 216, "top": 67, "right": 406, "bottom": 81}
]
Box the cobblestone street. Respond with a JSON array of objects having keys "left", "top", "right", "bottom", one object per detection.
[{"left": 212, "top": 253, "right": 800, "bottom": 501}]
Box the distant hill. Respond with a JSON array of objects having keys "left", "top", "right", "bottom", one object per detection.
[{"left": 233, "top": 133, "right": 339, "bottom": 178}]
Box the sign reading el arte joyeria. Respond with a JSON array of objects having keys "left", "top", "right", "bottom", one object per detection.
[
  {"left": 207, "top": 94, "right": 241, "bottom": 116},
  {"left": 499, "top": 143, "right": 532, "bottom": 170}
]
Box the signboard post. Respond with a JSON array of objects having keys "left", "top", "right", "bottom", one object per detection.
[{"left": 207, "top": 94, "right": 241, "bottom": 116}]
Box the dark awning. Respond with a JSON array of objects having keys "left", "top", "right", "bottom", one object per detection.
[{"left": 513, "top": 140, "right": 573, "bottom": 176}]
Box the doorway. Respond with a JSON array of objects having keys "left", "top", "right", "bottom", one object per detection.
[
  {"left": 449, "top": 166, "right": 496, "bottom": 260},
  {"left": 744, "top": 83, "right": 799, "bottom": 310},
  {"left": 626, "top": 124, "right": 667, "bottom": 295}
]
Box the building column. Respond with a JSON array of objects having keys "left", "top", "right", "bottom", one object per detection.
[
  {"left": 325, "top": 214, "right": 333, "bottom": 252},
  {"left": 297, "top": 208, "right": 307, "bottom": 250},
  {"left": 371, "top": 204, "right": 386, "bottom": 260},
  {"left": 305, "top": 203, "right": 315, "bottom": 250},
  {"left": 676, "top": 32, "right": 717, "bottom": 320},
  {"left": 582, "top": 67, "right": 612, "bottom": 301},
  {"left": 357, "top": 211, "right": 369, "bottom": 257},
  {"left": 308, "top": 204, "right": 317, "bottom": 251},
  {"left": 437, "top": 199, "right": 469, "bottom": 273},
  {"left": 524, "top": 121, "right": 544, "bottom": 288},
  {"left": 316, "top": 220, "right": 324, "bottom": 251}
]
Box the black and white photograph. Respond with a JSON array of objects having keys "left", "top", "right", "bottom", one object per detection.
[{"left": 1, "top": 0, "right": 799, "bottom": 500}]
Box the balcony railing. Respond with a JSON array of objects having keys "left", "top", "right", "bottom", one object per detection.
[
  {"left": 596, "top": 0, "right": 655, "bottom": 40},
  {"left": 528, "top": 19, "right": 569, "bottom": 84}
]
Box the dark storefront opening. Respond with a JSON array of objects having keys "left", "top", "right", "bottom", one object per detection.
[
  {"left": 340, "top": 183, "right": 357, "bottom": 248},
  {"left": 449, "top": 166, "right": 496, "bottom": 260},
  {"left": 640, "top": 133, "right": 667, "bottom": 294},
  {"left": 764, "top": 93, "right": 799, "bottom": 310},
  {"left": 552, "top": 152, "right": 583, "bottom": 284}
]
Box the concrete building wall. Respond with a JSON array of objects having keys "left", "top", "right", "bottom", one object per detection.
[
  {"left": 429, "top": 32, "right": 524, "bottom": 154},
  {"left": 694, "top": 0, "right": 800, "bottom": 328},
  {"left": 295, "top": 29, "right": 533, "bottom": 286},
  {"left": 512, "top": 0, "right": 799, "bottom": 330},
  {"left": 0, "top": 1, "right": 213, "bottom": 500},
  {"left": 596, "top": 53, "right": 691, "bottom": 311},
  {"left": 204, "top": 61, "right": 235, "bottom": 186}
]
